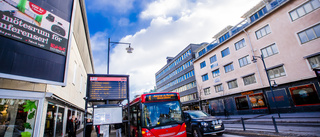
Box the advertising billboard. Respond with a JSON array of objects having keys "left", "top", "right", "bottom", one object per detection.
[{"left": 0, "top": 0, "right": 74, "bottom": 85}]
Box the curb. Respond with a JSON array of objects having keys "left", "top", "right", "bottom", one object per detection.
[{"left": 225, "top": 129, "right": 320, "bottom": 137}]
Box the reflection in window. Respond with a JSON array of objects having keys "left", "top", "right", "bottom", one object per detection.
[
  {"left": 289, "top": 84, "right": 320, "bottom": 106},
  {"left": 267, "top": 66, "right": 286, "bottom": 79},
  {"left": 243, "top": 74, "right": 256, "bottom": 85},
  {"left": 0, "top": 99, "right": 38, "bottom": 137},
  {"left": 235, "top": 96, "right": 249, "bottom": 110},
  {"left": 298, "top": 24, "right": 320, "bottom": 44},
  {"left": 289, "top": 0, "right": 320, "bottom": 21},
  {"left": 249, "top": 93, "right": 267, "bottom": 109},
  {"left": 255, "top": 25, "right": 271, "bottom": 39},
  {"left": 307, "top": 55, "right": 320, "bottom": 69}
]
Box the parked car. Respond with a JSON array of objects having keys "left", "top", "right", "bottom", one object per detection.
[{"left": 183, "top": 110, "right": 224, "bottom": 137}]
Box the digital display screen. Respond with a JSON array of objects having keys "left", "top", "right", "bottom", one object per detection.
[
  {"left": 145, "top": 93, "right": 178, "bottom": 102},
  {"left": 88, "top": 76, "right": 128, "bottom": 100}
]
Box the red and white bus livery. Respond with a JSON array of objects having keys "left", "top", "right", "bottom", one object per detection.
[{"left": 129, "top": 92, "right": 186, "bottom": 137}]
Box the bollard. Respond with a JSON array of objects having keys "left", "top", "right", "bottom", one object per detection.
[
  {"left": 241, "top": 117, "right": 246, "bottom": 131},
  {"left": 272, "top": 116, "right": 279, "bottom": 133}
]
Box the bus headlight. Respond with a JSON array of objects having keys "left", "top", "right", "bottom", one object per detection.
[{"left": 201, "top": 122, "right": 208, "bottom": 127}]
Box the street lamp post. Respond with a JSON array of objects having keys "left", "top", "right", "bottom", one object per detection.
[
  {"left": 252, "top": 54, "right": 281, "bottom": 118},
  {"left": 107, "top": 38, "right": 133, "bottom": 74}
]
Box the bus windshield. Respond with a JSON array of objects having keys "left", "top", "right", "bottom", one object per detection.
[{"left": 142, "top": 101, "right": 183, "bottom": 128}]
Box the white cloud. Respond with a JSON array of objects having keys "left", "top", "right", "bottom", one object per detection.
[{"left": 91, "top": 0, "right": 260, "bottom": 100}]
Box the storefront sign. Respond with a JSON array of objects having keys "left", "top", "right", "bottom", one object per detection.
[{"left": 241, "top": 91, "right": 254, "bottom": 95}]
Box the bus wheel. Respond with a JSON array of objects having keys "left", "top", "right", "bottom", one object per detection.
[{"left": 192, "top": 127, "right": 202, "bottom": 137}]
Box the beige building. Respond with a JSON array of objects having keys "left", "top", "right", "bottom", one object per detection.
[
  {"left": 0, "top": 0, "right": 94, "bottom": 136},
  {"left": 193, "top": 0, "right": 320, "bottom": 115}
]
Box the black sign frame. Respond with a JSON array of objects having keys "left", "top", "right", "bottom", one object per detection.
[{"left": 86, "top": 74, "right": 129, "bottom": 101}]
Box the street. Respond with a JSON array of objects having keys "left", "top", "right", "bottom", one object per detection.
[{"left": 187, "top": 133, "right": 264, "bottom": 137}]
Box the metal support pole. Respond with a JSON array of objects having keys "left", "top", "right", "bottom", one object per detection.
[
  {"left": 272, "top": 116, "right": 279, "bottom": 133},
  {"left": 241, "top": 117, "right": 246, "bottom": 131},
  {"left": 260, "top": 55, "right": 281, "bottom": 118},
  {"left": 127, "top": 77, "right": 131, "bottom": 137},
  {"left": 107, "top": 38, "right": 110, "bottom": 74}
]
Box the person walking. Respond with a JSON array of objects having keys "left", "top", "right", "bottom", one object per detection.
[
  {"left": 115, "top": 123, "right": 122, "bottom": 137},
  {"left": 67, "top": 115, "right": 78, "bottom": 137},
  {"left": 95, "top": 125, "right": 100, "bottom": 137},
  {"left": 85, "top": 118, "right": 93, "bottom": 137}
]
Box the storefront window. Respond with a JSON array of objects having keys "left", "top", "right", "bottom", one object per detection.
[
  {"left": 249, "top": 93, "right": 267, "bottom": 109},
  {"left": 289, "top": 84, "right": 320, "bottom": 106},
  {"left": 56, "top": 107, "right": 65, "bottom": 137},
  {"left": 235, "top": 96, "right": 249, "bottom": 110},
  {"left": 44, "top": 104, "right": 57, "bottom": 137},
  {"left": 0, "top": 98, "right": 38, "bottom": 137}
]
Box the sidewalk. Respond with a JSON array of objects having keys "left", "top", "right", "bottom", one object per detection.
[
  {"left": 77, "top": 128, "right": 125, "bottom": 137},
  {"left": 214, "top": 112, "right": 320, "bottom": 137}
]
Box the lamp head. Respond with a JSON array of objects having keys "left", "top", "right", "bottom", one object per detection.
[
  {"left": 272, "top": 80, "right": 278, "bottom": 87},
  {"left": 126, "top": 46, "right": 134, "bottom": 53}
]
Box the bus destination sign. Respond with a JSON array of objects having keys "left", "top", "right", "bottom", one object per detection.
[
  {"left": 145, "top": 93, "right": 178, "bottom": 102},
  {"left": 88, "top": 76, "right": 127, "bottom": 100}
]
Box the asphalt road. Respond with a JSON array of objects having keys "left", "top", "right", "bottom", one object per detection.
[{"left": 187, "top": 133, "right": 261, "bottom": 137}]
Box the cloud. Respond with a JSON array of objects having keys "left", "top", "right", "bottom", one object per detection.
[{"left": 90, "top": 0, "right": 260, "bottom": 100}]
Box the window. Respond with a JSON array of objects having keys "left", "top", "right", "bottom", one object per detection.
[
  {"left": 250, "top": 6, "right": 267, "bottom": 22},
  {"left": 235, "top": 96, "right": 249, "bottom": 110},
  {"left": 238, "top": 55, "right": 251, "bottom": 67},
  {"left": 214, "top": 84, "right": 223, "bottom": 92},
  {"left": 249, "top": 93, "right": 267, "bottom": 109},
  {"left": 289, "top": 0, "right": 320, "bottom": 21},
  {"left": 212, "top": 69, "right": 220, "bottom": 78},
  {"left": 235, "top": 39, "right": 246, "bottom": 50},
  {"left": 72, "top": 61, "right": 77, "bottom": 85},
  {"left": 261, "top": 43, "right": 279, "bottom": 58},
  {"left": 307, "top": 55, "right": 320, "bottom": 69},
  {"left": 210, "top": 55, "right": 217, "bottom": 63},
  {"left": 200, "top": 61, "right": 206, "bottom": 69},
  {"left": 224, "top": 63, "right": 234, "bottom": 73},
  {"left": 243, "top": 74, "right": 256, "bottom": 85},
  {"left": 1, "top": 98, "right": 39, "bottom": 136},
  {"left": 202, "top": 74, "right": 209, "bottom": 81},
  {"left": 227, "top": 80, "right": 238, "bottom": 89},
  {"left": 298, "top": 24, "right": 320, "bottom": 44},
  {"left": 255, "top": 25, "right": 271, "bottom": 39},
  {"left": 221, "top": 48, "right": 230, "bottom": 58},
  {"left": 289, "top": 84, "right": 320, "bottom": 106},
  {"left": 204, "top": 88, "right": 211, "bottom": 95},
  {"left": 219, "top": 33, "right": 230, "bottom": 43},
  {"left": 198, "top": 48, "right": 206, "bottom": 57},
  {"left": 267, "top": 66, "right": 286, "bottom": 79}
]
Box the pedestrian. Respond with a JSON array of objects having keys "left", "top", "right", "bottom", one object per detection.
[
  {"left": 67, "top": 115, "right": 78, "bottom": 137},
  {"left": 115, "top": 123, "right": 122, "bottom": 137},
  {"left": 85, "top": 118, "right": 93, "bottom": 137},
  {"left": 95, "top": 125, "right": 100, "bottom": 137}
]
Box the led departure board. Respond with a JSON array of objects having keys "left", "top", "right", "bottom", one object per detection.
[
  {"left": 145, "top": 93, "right": 178, "bottom": 102},
  {"left": 87, "top": 75, "right": 128, "bottom": 100}
]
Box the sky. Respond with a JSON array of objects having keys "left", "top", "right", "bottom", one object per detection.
[{"left": 84, "top": 0, "right": 261, "bottom": 100}]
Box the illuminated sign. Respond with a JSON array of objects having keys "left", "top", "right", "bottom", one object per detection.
[
  {"left": 241, "top": 91, "right": 254, "bottom": 95},
  {"left": 87, "top": 75, "right": 128, "bottom": 100},
  {"left": 145, "top": 93, "right": 178, "bottom": 102}
]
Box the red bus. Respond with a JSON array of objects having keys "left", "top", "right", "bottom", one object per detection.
[{"left": 129, "top": 92, "right": 186, "bottom": 137}]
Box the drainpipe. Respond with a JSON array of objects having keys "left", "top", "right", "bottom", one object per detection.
[{"left": 243, "top": 29, "right": 264, "bottom": 87}]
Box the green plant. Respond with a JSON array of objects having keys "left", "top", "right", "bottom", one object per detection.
[{"left": 21, "top": 100, "right": 37, "bottom": 137}]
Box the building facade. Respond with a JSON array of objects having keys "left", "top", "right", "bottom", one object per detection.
[
  {"left": 155, "top": 44, "right": 201, "bottom": 110},
  {"left": 193, "top": 0, "right": 320, "bottom": 115},
  {"left": 0, "top": 0, "right": 94, "bottom": 136}
]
